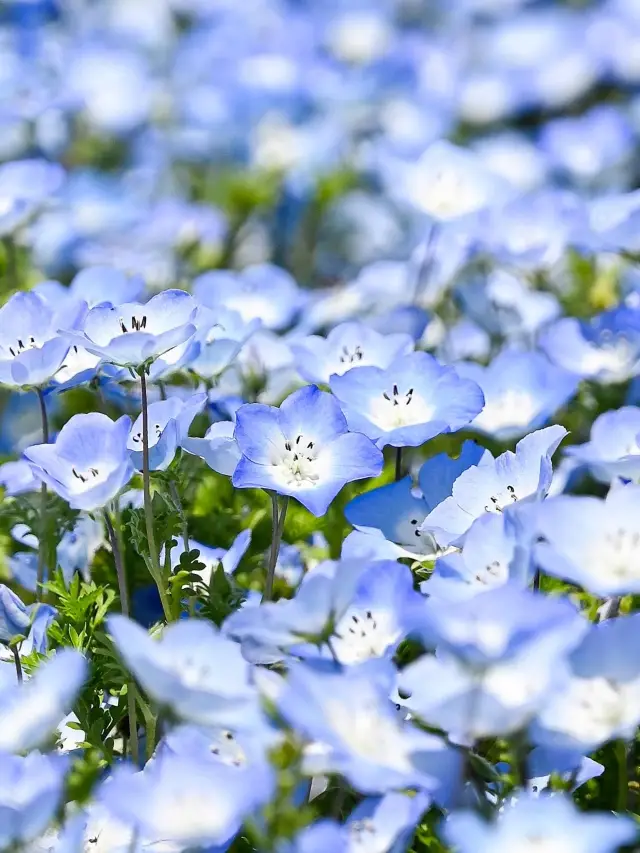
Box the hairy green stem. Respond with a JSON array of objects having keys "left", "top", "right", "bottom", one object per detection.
[
  {"left": 104, "top": 509, "right": 139, "bottom": 764},
  {"left": 169, "top": 479, "right": 190, "bottom": 552},
  {"left": 139, "top": 369, "right": 172, "bottom": 622},
  {"left": 263, "top": 494, "right": 288, "bottom": 602}
]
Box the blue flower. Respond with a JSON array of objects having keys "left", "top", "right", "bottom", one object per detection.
[
  {"left": 189, "top": 306, "right": 261, "bottom": 379},
  {"left": 283, "top": 822, "right": 347, "bottom": 853},
  {"left": 293, "top": 560, "right": 424, "bottom": 667},
  {"left": 0, "top": 291, "right": 85, "bottom": 389},
  {"left": 24, "top": 413, "right": 133, "bottom": 511},
  {"left": 0, "top": 648, "right": 87, "bottom": 752},
  {"left": 98, "top": 748, "right": 261, "bottom": 850},
  {"left": 533, "top": 484, "right": 640, "bottom": 596},
  {"left": 345, "top": 440, "right": 491, "bottom": 557},
  {"left": 564, "top": 406, "right": 640, "bottom": 483},
  {"left": 418, "top": 581, "right": 586, "bottom": 668},
  {"left": 0, "top": 585, "right": 30, "bottom": 643},
  {"left": 526, "top": 746, "right": 603, "bottom": 797},
  {"left": 277, "top": 660, "right": 462, "bottom": 799},
  {"left": 421, "top": 426, "right": 566, "bottom": 547},
  {"left": 0, "top": 752, "right": 69, "bottom": 849},
  {"left": 107, "top": 616, "right": 260, "bottom": 729},
  {"left": 60, "top": 289, "right": 198, "bottom": 369},
  {"left": 0, "top": 159, "right": 65, "bottom": 236},
  {"left": 290, "top": 321, "right": 414, "bottom": 386},
  {"left": 458, "top": 349, "right": 578, "bottom": 441},
  {"left": 232, "top": 385, "right": 383, "bottom": 516},
  {"left": 539, "top": 305, "right": 640, "bottom": 384},
  {"left": 532, "top": 613, "right": 640, "bottom": 752},
  {"left": 193, "top": 264, "right": 303, "bottom": 331},
  {"left": 330, "top": 352, "right": 484, "bottom": 449},
  {"left": 0, "top": 460, "right": 39, "bottom": 495},
  {"left": 182, "top": 420, "right": 242, "bottom": 477},
  {"left": 127, "top": 392, "right": 207, "bottom": 471},
  {"left": 426, "top": 513, "right": 532, "bottom": 602},
  {"left": 345, "top": 791, "right": 431, "bottom": 853},
  {"left": 443, "top": 792, "right": 636, "bottom": 853}
]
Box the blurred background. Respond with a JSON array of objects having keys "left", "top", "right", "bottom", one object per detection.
[{"left": 0, "top": 0, "right": 638, "bottom": 451}]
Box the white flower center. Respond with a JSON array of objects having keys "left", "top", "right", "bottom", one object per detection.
[
  {"left": 324, "top": 699, "right": 412, "bottom": 771},
  {"left": 4, "top": 335, "right": 40, "bottom": 358},
  {"left": 475, "top": 389, "right": 541, "bottom": 431},
  {"left": 369, "top": 384, "right": 434, "bottom": 431},
  {"left": 589, "top": 527, "right": 640, "bottom": 581},
  {"left": 209, "top": 729, "right": 247, "bottom": 768},
  {"left": 484, "top": 484, "right": 519, "bottom": 513},
  {"left": 69, "top": 465, "right": 108, "bottom": 492},
  {"left": 118, "top": 314, "right": 148, "bottom": 334},
  {"left": 272, "top": 433, "right": 320, "bottom": 488},
  {"left": 332, "top": 608, "right": 398, "bottom": 665}
]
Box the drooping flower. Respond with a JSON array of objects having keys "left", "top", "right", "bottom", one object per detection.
[
  {"left": 127, "top": 392, "right": 207, "bottom": 471},
  {"left": 182, "top": 420, "right": 242, "bottom": 477},
  {"left": 0, "top": 585, "right": 30, "bottom": 643},
  {"left": 24, "top": 413, "right": 133, "bottom": 511},
  {"left": 330, "top": 352, "right": 484, "bottom": 449},
  {"left": 232, "top": 385, "right": 383, "bottom": 516}
]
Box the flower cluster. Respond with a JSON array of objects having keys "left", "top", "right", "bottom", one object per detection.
[{"left": 0, "top": 0, "right": 639, "bottom": 852}]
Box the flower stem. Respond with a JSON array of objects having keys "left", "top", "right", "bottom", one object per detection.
[
  {"left": 36, "top": 388, "right": 49, "bottom": 602},
  {"left": 616, "top": 739, "right": 628, "bottom": 812},
  {"left": 395, "top": 447, "right": 403, "bottom": 481},
  {"left": 104, "top": 509, "right": 139, "bottom": 765},
  {"left": 169, "top": 479, "right": 189, "bottom": 552},
  {"left": 10, "top": 644, "right": 22, "bottom": 683},
  {"left": 263, "top": 494, "right": 288, "bottom": 602},
  {"left": 139, "top": 369, "right": 173, "bottom": 622}
]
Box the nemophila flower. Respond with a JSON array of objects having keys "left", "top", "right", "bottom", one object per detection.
[
  {"left": 193, "top": 264, "right": 303, "bottom": 331},
  {"left": 127, "top": 393, "right": 207, "bottom": 471},
  {"left": 277, "top": 660, "right": 462, "bottom": 799},
  {"left": 533, "top": 613, "right": 640, "bottom": 752},
  {"left": 0, "top": 158, "right": 65, "bottom": 236},
  {"left": 533, "top": 486, "right": 640, "bottom": 596},
  {"left": 0, "top": 460, "right": 39, "bottom": 495},
  {"left": 0, "top": 648, "right": 87, "bottom": 752},
  {"left": 290, "top": 322, "right": 414, "bottom": 386},
  {"left": 457, "top": 269, "right": 560, "bottom": 344},
  {"left": 0, "top": 584, "right": 30, "bottom": 642},
  {"left": 563, "top": 406, "right": 640, "bottom": 483},
  {"left": 0, "top": 291, "right": 85, "bottom": 389},
  {"left": 56, "top": 514, "right": 104, "bottom": 585},
  {"left": 60, "top": 289, "right": 198, "bottom": 369},
  {"left": 443, "top": 792, "right": 636, "bottom": 853},
  {"left": 390, "top": 139, "right": 513, "bottom": 220},
  {"left": 107, "top": 616, "right": 259, "bottom": 728},
  {"left": 420, "top": 582, "right": 586, "bottom": 668},
  {"left": 24, "top": 413, "right": 133, "bottom": 511},
  {"left": 295, "top": 560, "right": 424, "bottom": 667},
  {"left": 224, "top": 559, "right": 371, "bottom": 665},
  {"left": 232, "top": 385, "right": 383, "bottom": 516},
  {"left": 344, "top": 791, "right": 431, "bottom": 853},
  {"left": 421, "top": 425, "right": 567, "bottom": 547},
  {"left": 189, "top": 306, "right": 261, "bottom": 380},
  {"left": 345, "top": 440, "right": 492, "bottom": 557},
  {"left": 283, "top": 821, "right": 347, "bottom": 853},
  {"left": 164, "top": 529, "right": 252, "bottom": 584},
  {"left": 36, "top": 266, "right": 145, "bottom": 311},
  {"left": 458, "top": 349, "right": 578, "bottom": 441},
  {"left": 539, "top": 306, "right": 640, "bottom": 383},
  {"left": 330, "top": 352, "right": 484, "bottom": 449},
  {"left": 98, "top": 749, "right": 260, "bottom": 850},
  {"left": 426, "top": 513, "right": 532, "bottom": 602},
  {"left": 182, "top": 420, "right": 242, "bottom": 477},
  {"left": 80, "top": 804, "right": 184, "bottom": 853},
  {"left": 0, "top": 752, "right": 69, "bottom": 850},
  {"left": 399, "top": 636, "right": 572, "bottom": 742},
  {"left": 526, "top": 746, "right": 603, "bottom": 797}
]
